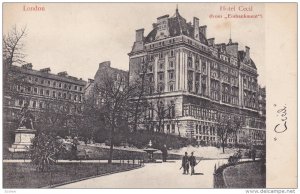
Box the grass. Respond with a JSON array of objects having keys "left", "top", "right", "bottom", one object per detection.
[
  {"left": 3, "top": 162, "right": 141, "bottom": 188},
  {"left": 223, "top": 161, "right": 266, "bottom": 188}
]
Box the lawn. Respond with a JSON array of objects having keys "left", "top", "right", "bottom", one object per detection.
[
  {"left": 3, "top": 162, "right": 141, "bottom": 188},
  {"left": 223, "top": 161, "right": 266, "bottom": 188}
]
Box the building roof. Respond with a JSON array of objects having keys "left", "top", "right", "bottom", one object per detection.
[
  {"left": 238, "top": 51, "right": 257, "bottom": 69},
  {"left": 144, "top": 9, "right": 208, "bottom": 45},
  {"left": 11, "top": 65, "right": 87, "bottom": 86}
]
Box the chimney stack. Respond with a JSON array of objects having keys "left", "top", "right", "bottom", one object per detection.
[
  {"left": 135, "top": 29, "right": 144, "bottom": 42},
  {"left": 245, "top": 46, "right": 250, "bottom": 60},
  {"left": 40, "top": 67, "right": 51, "bottom": 73},
  {"left": 199, "top": 25, "right": 207, "bottom": 38},
  {"left": 193, "top": 17, "right": 199, "bottom": 40}
]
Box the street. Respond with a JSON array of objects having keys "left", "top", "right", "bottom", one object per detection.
[{"left": 57, "top": 159, "right": 228, "bottom": 188}]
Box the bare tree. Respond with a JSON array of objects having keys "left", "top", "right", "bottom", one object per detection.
[
  {"left": 94, "top": 69, "right": 135, "bottom": 164},
  {"left": 3, "top": 25, "right": 30, "bottom": 101},
  {"left": 3, "top": 25, "right": 27, "bottom": 73},
  {"left": 128, "top": 57, "right": 151, "bottom": 133},
  {"left": 216, "top": 114, "right": 235, "bottom": 153}
]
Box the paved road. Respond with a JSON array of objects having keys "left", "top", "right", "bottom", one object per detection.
[{"left": 57, "top": 159, "right": 228, "bottom": 188}]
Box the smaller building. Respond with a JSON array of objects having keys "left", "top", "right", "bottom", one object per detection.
[
  {"left": 3, "top": 63, "right": 87, "bottom": 145},
  {"left": 85, "top": 61, "right": 129, "bottom": 107}
]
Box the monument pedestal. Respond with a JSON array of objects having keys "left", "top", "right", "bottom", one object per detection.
[{"left": 9, "top": 127, "right": 36, "bottom": 152}]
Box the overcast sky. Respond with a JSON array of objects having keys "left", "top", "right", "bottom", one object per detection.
[{"left": 4, "top": 3, "right": 265, "bottom": 86}]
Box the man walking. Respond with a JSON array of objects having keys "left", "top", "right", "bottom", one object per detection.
[
  {"left": 182, "top": 152, "right": 189, "bottom": 174},
  {"left": 189, "top": 152, "right": 196, "bottom": 175},
  {"left": 161, "top": 144, "right": 168, "bottom": 162}
]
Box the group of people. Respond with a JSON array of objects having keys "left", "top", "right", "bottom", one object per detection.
[{"left": 181, "top": 152, "right": 198, "bottom": 175}]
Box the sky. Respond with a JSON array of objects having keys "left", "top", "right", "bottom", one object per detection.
[{"left": 3, "top": 3, "right": 265, "bottom": 86}]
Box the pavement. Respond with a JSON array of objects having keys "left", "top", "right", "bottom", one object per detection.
[{"left": 57, "top": 159, "right": 229, "bottom": 188}]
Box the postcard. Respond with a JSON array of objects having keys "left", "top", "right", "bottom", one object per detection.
[{"left": 2, "top": 2, "right": 297, "bottom": 190}]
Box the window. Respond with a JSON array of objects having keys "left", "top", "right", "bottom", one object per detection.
[
  {"left": 34, "top": 88, "right": 38, "bottom": 94},
  {"left": 19, "top": 99, "right": 23, "bottom": 106},
  {"left": 68, "top": 85, "right": 72, "bottom": 90},
  {"left": 46, "top": 90, "right": 50, "bottom": 96},
  {"left": 64, "top": 84, "right": 67, "bottom": 89},
  {"left": 74, "top": 95, "right": 77, "bottom": 101},
  {"left": 79, "top": 95, "right": 82, "bottom": 102},
  {"left": 169, "top": 72, "right": 174, "bottom": 80},
  {"left": 68, "top": 94, "right": 72, "bottom": 100},
  {"left": 159, "top": 85, "right": 164, "bottom": 92},
  {"left": 63, "top": 93, "right": 66, "bottom": 99},
  {"left": 79, "top": 87, "right": 82, "bottom": 91},
  {"left": 59, "top": 83, "right": 62, "bottom": 88},
  {"left": 159, "top": 52, "right": 163, "bottom": 59},
  {"left": 172, "top": 124, "right": 175, "bottom": 133},
  {"left": 169, "top": 61, "right": 174, "bottom": 68},
  {"left": 41, "top": 79, "right": 44, "bottom": 84},
  {"left": 53, "top": 82, "right": 56, "bottom": 87},
  {"left": 40, "top": 89, "right": 44, "bottom": 95},
  {"left": 48, "top": 80, "right": 51, "bottom": 85},
  {"left": 26, "top": 86, "right": 31, "bottom": 93},
  {"left": 169, "top": 84, "right": 174, "bottom": 92},
  {"left": 74, "top": 85, "right": 78, "bottom": 90},
  {"left": 35, "top": 78, "right": 38, "bottom": 82},
  {"left": 160, "top": 63, "right": 163, "bottom": 70},
  {"left": 33, "top": 101, "right": 37, "bottom": 108},
  {"left": 149, "top": 76, "right": 153, "bottom": 82},
  {"left": 170, "top": 50, "right": 174, "bottom": 57},
  {"left": 159, "top": 74, "right": 163, "bottom": 81},
  {"left": 52, "top": 91, "right": 56, "bottom": 98},
  {"left": 39, "top": 102, "right": 43, "bottom": 109},
  {"left": 58, "top": 92, "right": 62, "bottom": 98}
]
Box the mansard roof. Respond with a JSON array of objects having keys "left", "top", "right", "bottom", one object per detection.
[
  {"left": 144, "top": 9, "right": 208, "bottom": 45},
  {"left": 238, "top": 51, "right": 257, "bottom": 69}
]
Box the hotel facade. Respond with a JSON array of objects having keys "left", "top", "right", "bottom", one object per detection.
[{"left": 128, "top": 9, "right": 266, "bottom": 146}]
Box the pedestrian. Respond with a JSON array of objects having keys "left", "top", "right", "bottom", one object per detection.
[
  {"left": 189, "top": 152, "right": 196, "bottom": 175},
  {"left": 182, "top": 152, "right": 189, "bottom": 174},
  {"left": 252, "top": 147, "right": 256, "bottom": 161},
  {"left": 161, "top": 144, "right": 168, "bottom": 162}
]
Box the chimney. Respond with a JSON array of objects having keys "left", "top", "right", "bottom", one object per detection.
[
  {"left": 199, "top": 25, "right": 207, "bottom": 38},
  {"left": 245, "top": 46, "right": 250, "bottom": 59},
  {"left": 207, "top": 38, "right": 215, "bottom": 46},
  {"left": 40, "top": 67, "right": 51, "bottom": 73},
  {"left": 135, "top": 29, "right": 144, "bottom": 42},
  {"left": 193, "top": 17, "right": 199, "bottom": 40},
  {"left": 58, "top": 71, "right": 68, "bottom": 76},
  {"left": 88, "top": 78, "right": 94, "bottom": 83},
  {"left": 22, "top": 63, "right": 33, "bottom": 70}
]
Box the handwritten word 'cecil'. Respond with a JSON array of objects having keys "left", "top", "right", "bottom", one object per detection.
[{"left": 274, "top": 105, "right": 287, "bottom": 133}]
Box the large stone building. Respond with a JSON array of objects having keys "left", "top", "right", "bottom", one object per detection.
[
  {"left": 128, "top": 8, "right": 266, "bottom": 146},
  {"left": 3, "top": 63, "right": 87, "bottom": 145},
  {"left": 85, "top": 61, "right": 128, "bottom": 106}
]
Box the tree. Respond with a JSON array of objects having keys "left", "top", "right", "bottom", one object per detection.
[
  {"left": 93, "top": 68, "right": 134, "bottom": 164},
  {"left": 128, "top": 56, "right": 151, "bottom": 133},
  {"left": 232, "top": 115, "right": 243, "bottom": 147},
  {"left": 3, "top": 25, "right": 27, "bottom": 84},
  {"left": 216, "top": 114, "right": 235, "bottom": 153}
]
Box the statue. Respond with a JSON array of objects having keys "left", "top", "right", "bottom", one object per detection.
[
  {"left": 18, "top": 102, "right": 34, "bottom": 129},
  {"left": 9, "top": 102, "right": 36, "bottom": 152}
]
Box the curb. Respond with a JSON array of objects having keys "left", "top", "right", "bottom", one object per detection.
[{"left": 43, "top": 165, "right": 144, "bottom": 188}]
